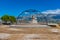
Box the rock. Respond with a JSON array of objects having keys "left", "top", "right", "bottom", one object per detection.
[{"left": 0, "top": 33, "right": 10, "bottom": 39}]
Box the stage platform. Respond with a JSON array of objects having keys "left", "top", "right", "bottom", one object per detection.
[{"left": 9, "top": 24, "right": 51, "bottom": 28}]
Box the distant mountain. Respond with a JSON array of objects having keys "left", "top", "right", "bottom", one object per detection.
[{"left": 47, "top": 14, "right": 60, "bottom": 19}]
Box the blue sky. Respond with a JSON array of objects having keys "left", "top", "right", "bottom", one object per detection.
[{"left": 0, "top": 0, "right": 60, "bottom": 17}]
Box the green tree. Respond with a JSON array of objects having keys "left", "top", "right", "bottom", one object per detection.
[
  {"left": 9, "top": 16, "right": 16, "bottom": 23},
  {"left": 1, "top": 15, "right": 9, "bottom": 23},
  {"left": 1, "top": 14, "right": 16, "bottom": 24}
]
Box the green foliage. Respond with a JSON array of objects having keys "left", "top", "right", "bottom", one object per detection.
[
  {"left": 1, "top": 15, "right": 9, "bottom": 21},
  {"left": 1, "top": 14, "right": 16, "bottom": 24},
  {"left": 9, "top": 16, "right": 16, "bottom": 23}
]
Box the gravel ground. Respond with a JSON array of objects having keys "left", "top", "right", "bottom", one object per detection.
[{"left": 0, "top": 25, "right": 60, "bottom": 40}]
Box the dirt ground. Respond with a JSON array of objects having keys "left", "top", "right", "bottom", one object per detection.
[{"left": 0, "top": 25, "right": 60, "bottom": 40}]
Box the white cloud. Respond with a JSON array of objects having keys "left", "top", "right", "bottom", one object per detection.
[{"left": 41, "top": 9, "right": 60, "bottom": 14}]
